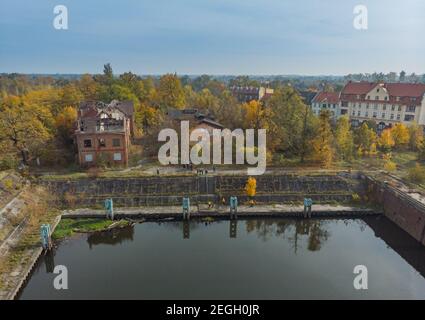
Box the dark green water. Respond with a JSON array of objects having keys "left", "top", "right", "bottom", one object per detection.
[{"left": 19, "top": 217, "right": 425, "bottom": 299}]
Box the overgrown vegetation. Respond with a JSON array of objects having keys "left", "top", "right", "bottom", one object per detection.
[{"left": 52, "top": 218, "right": 122, "bottom": 240}]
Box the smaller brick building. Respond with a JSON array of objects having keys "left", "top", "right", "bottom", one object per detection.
[{"left": 75, "top": 100, "right": 134, "bottom": 167}]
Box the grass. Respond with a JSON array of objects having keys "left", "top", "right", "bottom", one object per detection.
[{"left": 52, "top": 218, "right": 118, "bottom": 240}]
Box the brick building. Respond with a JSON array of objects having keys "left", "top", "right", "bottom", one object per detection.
[{"left": 75, "top": 100, "right": 134, "bottom": 166}]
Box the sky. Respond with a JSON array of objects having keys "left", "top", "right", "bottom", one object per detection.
[{"left": 0, "top": 0, "right": 424, "bottom": 75}]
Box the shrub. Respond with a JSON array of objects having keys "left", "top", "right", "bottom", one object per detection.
[
  {"left": 87, "top": 167, "right": 102, "bottom": 179},
  {"left": 384, "top": 160, "right": 396, "bottom": 172},
  {"left": 407, "top": 164, "right": 425, "bottom": 184}
]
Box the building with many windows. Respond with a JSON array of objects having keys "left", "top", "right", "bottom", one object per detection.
[
  {"left": 311, "top": 91, "right": 341, "bottom": 119},
  {"left": 230, "top": 86, "right": 274, "bottom": 103},
  {"left": 74, "top": 100, "right": 134, "bottom": 166},
  {"left": 311, "top": 82, "right": 425, "bottom": 129}
]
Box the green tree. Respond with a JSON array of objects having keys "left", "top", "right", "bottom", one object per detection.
[{"left": 311, "top": 110, "right": 334, "bottom": 167}]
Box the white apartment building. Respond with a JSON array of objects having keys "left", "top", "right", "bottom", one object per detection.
[
  {"left": 311, "top": 82, "right": 425, "bottom": 129},
  {"left": 311, "top": 91, "right": 342, "bottom": 119}
]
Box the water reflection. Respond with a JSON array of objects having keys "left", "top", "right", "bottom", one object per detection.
[
  {"left": 245, "top": 219, "right": 331, "bottom": 252},
  {"left": 87, "top": 226, "right": 134, "bottom": 248}
]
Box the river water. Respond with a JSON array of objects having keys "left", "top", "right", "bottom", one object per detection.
[{"left": 19, "top": 216, "right": 425, "bottom": 299}]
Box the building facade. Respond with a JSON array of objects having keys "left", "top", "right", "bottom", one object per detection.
[
  {"left": 230, "top": 86, "right": 274, "bottom": 103},
  {"left": 75, "top": 100, "right": 134, "bottom": 167},
  {"left": 311, "top": 91, "right": 341, "bottom": 119},
  {"left": 311, "top": 82, "right": 425, "bottom": 129}
]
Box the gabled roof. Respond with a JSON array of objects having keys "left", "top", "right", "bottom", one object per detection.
[
  {"left": 341, "top": 81, "right": 425, "bottom": 98},
  {"left": 312, "top": 91, "right": 340, "bottom": 104}
]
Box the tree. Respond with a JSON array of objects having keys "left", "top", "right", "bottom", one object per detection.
[
  {"left": 158, "top": 74, "right": 185, "bottom": 110},
  {"left": 311, "top": 110, "right": 334, "bottom": 167},
  {"left": 245, "top": 177, "right": 257, "bottom": 198},
  {"left": 354, "top": 122, "right": 377, "bottom": 156},
  {"left": 408, "top": 122, "right": 424, "bottom": 151},
  {"left": 335, "top": 116, "right": 354, "bottom": 160},
  {"left": 55, "top": 106, "right": 77, "bottom": 145},
  {"left": 399, "top": 70, "right": 406, "bottom": 82},
  {"left": 0, "top": 105, "right": 51, "bottom": 164},
  {"left": 391, "top": 123, "right": 409, "bottom": 148},
  {"left": 378, "top": 128, "right": 395, "bottom": 153}
]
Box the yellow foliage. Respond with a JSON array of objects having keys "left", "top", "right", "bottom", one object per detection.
[
  {"left": 391, "top": 123, "right": 409, "bottom": 147},
  {"left": 245, "top": 177, "right": 257, "bottom": 197},
  {"left": 384, "top": 160, "right": 396, "bottom": 172},
  {"left": 378, "top": 129, "right": 395, "bottom": 152}
]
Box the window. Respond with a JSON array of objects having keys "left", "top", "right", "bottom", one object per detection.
[
  {"left": 404, "top": 115, "right": 415, "bottom": 121},
  {"left": 398, "top": 105, "right": 402, "bottom": 111},
  {"left": 98, "top": 138, "right": 106, "bottom": 147},
  {"left": 366, "top": 104, "right": 369, "bottom": 109},
  {"left": 391, "top": 105, "right": 395, "bottom": 111},
  {"left": 352, "top": 111, "right": 355, "bottom": 116},
  {"left": 374, "top": 104, "right": 378, "bottom": 110},
  {"left": 407, "top": 105, "right": 416, "bottom": 113},
  {"left": 357, "top": 111, "right": 361, "bottom": 116},
  {"left": 390, "top": 114, "right": 394, "bottom": 120},
  {"left": 365, "top": 111, "right": 369, "bottom": 117},
  {"left": 384, "top": 96, "right": 388, "bottom": 101},
  {"left": 382, "top": 113, "right": 385, "bottom": 119},
  {"left": 397, "top": 114, "right": 401, "bottom": 120},
  {"left": 113, "top": 153, "right": 122, "bottom": 161},
  {"left": 84, "top": 139, "right": 92, "bottom": 148},
  {"left": 367, "top": 95, "right": 370, "bottom": 100},
  {"left": 341, "top": 109, "right": 347, "bottom": 115},
  {"left": 375, "top": 96, "right": 379, "bottom": 100},
  {"left": 373, "top": 112, "right": 377, "bottom": 118},
  {"left": 112, "top": 138, "right": 120, "bottom": 147},
  {"left": 383, "top": 105, "right": 386, "bottom": 111},
  {"left": 85, "top": 154, "right": 93, "bottom": 162}
]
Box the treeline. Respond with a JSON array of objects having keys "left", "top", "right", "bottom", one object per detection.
[{"left": 0, "top": 65, "right": 425, "bottom": 172}]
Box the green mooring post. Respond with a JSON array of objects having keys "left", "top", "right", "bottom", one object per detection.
[
  {"left": 182, "top": 197, "right": 190, "bottom": 220},
  {"left": 230, "top": 196, "right": 238, "bottom": 219},
  {"left": 303, "top": 198, "right": 313, "bottom": 218},
  {"left": 104, "top": 198, "right": 114, "bottom": 220},
  {"left": 40, "top": 224, "right": 52, "bottom": 251}
]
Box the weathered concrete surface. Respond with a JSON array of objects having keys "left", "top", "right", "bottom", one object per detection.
[
  {"left": 62, "top": 204, "right": 380, "bottom": 220},
  {"left": 43, "top": 173, "right": 363, "bottom": 207}
]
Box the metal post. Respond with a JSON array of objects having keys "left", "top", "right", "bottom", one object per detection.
[
  {"left": 182, "top": 197, "right": 190, "bottom": 220},
  {"left": 40, "top": 224, "right": 52, "bottom": 251},
  {"left": 104, "top": 198, "right": 114, "bottom": 220},
  {"left": 230, "top": 196, "right": 238, "bottom": 219}
]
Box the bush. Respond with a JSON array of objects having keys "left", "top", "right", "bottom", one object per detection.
[
  {"left": 87, "top": 167, "right": 102, "bottom": 179},
  {"left": 407, "top": 164, "right": 425, "bottom": 184},
  {"left": 384, "top": 160, "right": 396, "bottom": 172}
]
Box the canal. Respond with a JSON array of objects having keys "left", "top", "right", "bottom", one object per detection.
[{"left": 19, "top": 217, "right": 425, "bottom": 299}]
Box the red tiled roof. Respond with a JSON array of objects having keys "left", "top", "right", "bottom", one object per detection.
[
  {"left": 384, "top": 83, "right": 425, "bottom": 97},
  {"left": 341, "top": 82, "right": 376, "bottom": 95},
  {"left": 312, "top": 91, "right": 340, "bottom": 104},
  {"left": 342, "top": 81, "right": 425, "bottom": 98}
]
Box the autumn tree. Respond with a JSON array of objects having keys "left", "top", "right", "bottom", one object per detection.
[
  {"left": 55, "top": 106, "right": 77, "bottom": 145},
  {"left": 409, "top": 122, "right": 424, "bottom": 151},
  {"left": 245, "top": 177, "right": 257, "bottom": 198},
  {"left": 335, "top": 116, "right": 354, "bottom": 161},
  {"left": 0, "top": 105, "right": 51, "bottom": 164},
  {"left": 391, "top": 123, "right": 409, "bottom": 148},
  {"left": 311, "top": 110, "right": 334, "bottom": 167},
  {"left": 354, "top": 122, "right": 377, "bottom": 156},
  {"left": 378, "top": 128, "right": 395, "bottom": 154},
  {"left": 158, "top": 73, "right": 185, "bottom": 110}
]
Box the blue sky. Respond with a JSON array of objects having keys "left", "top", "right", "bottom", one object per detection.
[{"left": 0, "top": 0, "right": 424, "bottom": 75}]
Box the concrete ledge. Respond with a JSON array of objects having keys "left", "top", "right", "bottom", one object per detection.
[{"left": 62, "top": 205, "right": 381, "bottom": 220}]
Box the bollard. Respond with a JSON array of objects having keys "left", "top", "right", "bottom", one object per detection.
[
  {"left": 104, "top": 198, "right": 114, "bottom": 220},
  {"left": 303, "top": 198, "right": 313, "bottom": 218},
  {"left": 230, "top": 196, "right": 238, "bottom": 219},
  {"left": 40, "top": 224, "right": 52, "bottom": 251},
  {"left": 182, "top": 197, "right": 190, "bottom": 220}
]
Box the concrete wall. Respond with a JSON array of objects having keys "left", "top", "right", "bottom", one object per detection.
[
  {"left": 365, "top": 175, "right": 425, "bottom": 245},
  {"left": 42, "top": 173, "right": 359, "bottom": 207}
]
